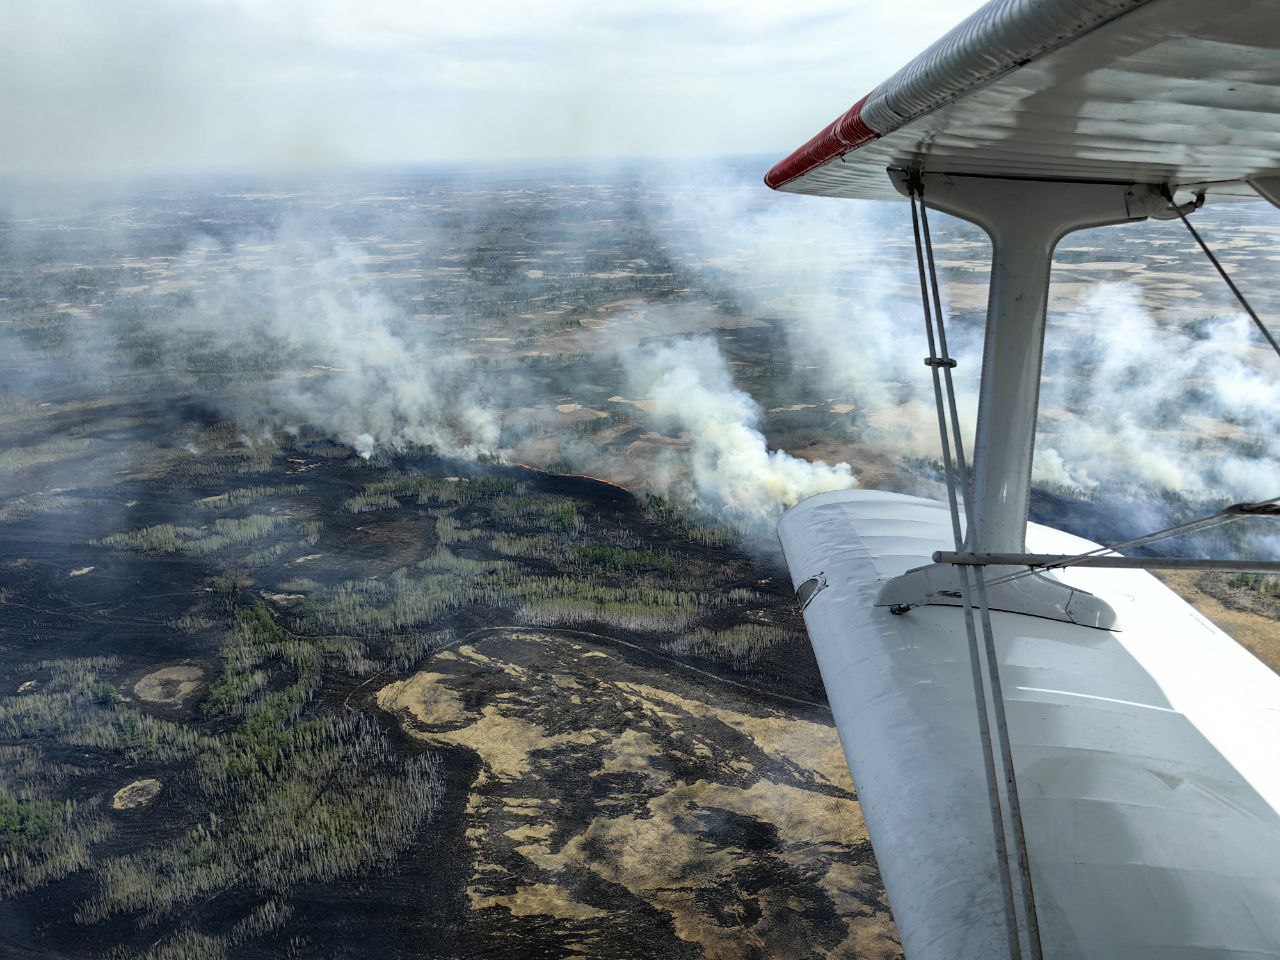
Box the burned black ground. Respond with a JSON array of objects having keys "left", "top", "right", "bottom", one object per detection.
[{"left": 0, "top": 396, "right": 875, "bottom": 960}]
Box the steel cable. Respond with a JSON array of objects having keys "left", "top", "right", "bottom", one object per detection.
[
  {"left": 1170, "top": 192, "right": 1280, "bottom": 362},
  {"left": 911, "top": 182, "right": 1038, "bottom": 960},
  {"left": 976, "top": 503, "right": 1264, "bottom": 591}
]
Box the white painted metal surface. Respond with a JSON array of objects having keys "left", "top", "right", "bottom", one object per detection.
[
  {"left": 905, "top": 173, "right": 1169, "bottom": 553},
  {"left": 779, "top": 489, "right": 1280, "bottom": 960},
  {"left": 770, "top": 0, "right": 1280, "bottom": 199}
]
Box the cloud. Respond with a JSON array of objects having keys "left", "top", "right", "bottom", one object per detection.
[{"left": 0, "top": 0, "right": 977, "bottom": 176}]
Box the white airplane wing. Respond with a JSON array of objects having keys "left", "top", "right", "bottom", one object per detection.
[
  {"left": 767, "top": 1, "right": 1280, "bottom": 958},
  {"left": 766, "top": 0, "right": 1280, "bottom": 200},
  {"left": 779, "top": 491, "right": 1280, "bottom": 959}
]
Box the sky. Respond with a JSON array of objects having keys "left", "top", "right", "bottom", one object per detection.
[{"left": 0, "top": 0, "right": 978, "bottom": 177}]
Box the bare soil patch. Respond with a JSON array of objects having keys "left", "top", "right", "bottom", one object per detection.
[
  {"left": 133, "top": 664, "right": 206, "bottom": 707},
  {"left": 112, "top": 778, "right": 162, "bottom": 810}
]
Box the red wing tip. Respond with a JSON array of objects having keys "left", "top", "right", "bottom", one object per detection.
[{"left": 765, "top": 94, "right": 881, "bottom": 191}]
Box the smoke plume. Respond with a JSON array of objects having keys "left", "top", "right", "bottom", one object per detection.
[
  {"left": 1037, "top": 281, "right": 1279, "bottom": 502},
  {"left": 627, "top": 337, "right": 855, "bottom": 527},
  {"left": 169, "top": 229, "right": 504, "bottom": 459},
  {"left": 660, "top": 168, "right": 1278, "bottom": 510},
  {"left": 7, "top": 170, "right": 1277, "bottom": 551}
]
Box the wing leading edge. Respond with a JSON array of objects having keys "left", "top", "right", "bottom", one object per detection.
[{"left": 767, "top": 0, "right": 1280, "bottom": 200}]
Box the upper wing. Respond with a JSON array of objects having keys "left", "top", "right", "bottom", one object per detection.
[{"left": 766, "top": 0, "right": 1280, "bottom": 199}]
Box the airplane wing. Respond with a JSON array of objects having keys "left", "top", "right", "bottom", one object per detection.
[
  {"left": 766, "top": 0, "right": 1280, "bottom": 200},
  {"left": 779, "top": 492, "right": 1280, "bottom": 959},
  {"left": 767, "top": 2, "right": 1280, "bottom": 958}
]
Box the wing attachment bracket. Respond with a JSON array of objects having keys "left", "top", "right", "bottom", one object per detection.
[{"left": 876, "top": 562, "right": 1117, "bottom": 628}]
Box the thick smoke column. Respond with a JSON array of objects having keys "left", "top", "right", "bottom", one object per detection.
[{"left": 627, "top": 337, "right": 855, "bottom": 529}]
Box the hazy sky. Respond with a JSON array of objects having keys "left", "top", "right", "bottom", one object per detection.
[{"left": 1, "top": 0, "right": 978, "bottom": 177}]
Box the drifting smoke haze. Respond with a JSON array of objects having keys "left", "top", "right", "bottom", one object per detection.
[
  {"left": 125, "top": 217, "right": 857, "bottom": 532},
  {"left": 1, "top": 1, "right": 1271, "bottom": 547},
  {"left": 654, "top": 168, "right": 985, "bottom": 480},
  {"left": 7, "top": 10, "right": 1280, "bottom": 960},
  {"left": 658, "top": 169, "right": 1280, "bottom": 517},
  {"left": 172, "top": 230, "right": 504, "bottom": 459},
  {"left": 1038, "top": 282, "right": 1279, "bottom": 501},
  {"left": 1, "top": 167, "right": 1276, "bottom": 547}
]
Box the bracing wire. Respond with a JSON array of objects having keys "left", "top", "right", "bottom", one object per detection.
[
  {"left": 918, "top": 187, "right": 974, "bottom": 541},
  {"left": 976, "top": 498, "right": 1275, "bottom": 591},
  {"left": 910, "top": 180, "right": 1040, "bottom": 960},
  {"left": 903, "top": 486, "right": 1275, "bottom": 602},
  {"left": 909, "top": 187, "right": 965, "bottom": 553},
  {"left": 965, "top": 189, "right": 1280, "bottom": 592},
  {"left": 892, "top": 183, "right": 1278, "bottom": 958},
  {"left": 918, "top": 189, "right": 1043, "bottom": 959},
  {"left": 910, "top": 186, "right": 1019, "bottom": 947},
  {"left": 1169, "top": 190, "right": 1280, "bottom": 362}
]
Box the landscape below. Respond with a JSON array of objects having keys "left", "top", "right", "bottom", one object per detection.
[
  {"left": 0, "top": 405, "right": 895, "bottom": 959},
  {"left": 0, "top": 167, "right": 1277, "bottom": 960}
]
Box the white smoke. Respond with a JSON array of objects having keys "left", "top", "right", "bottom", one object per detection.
[
  {"left": 164, "top": 223, "right": 861, "bottom": 531},
  {"left": 663, "top": 175, "right": 932, "bottom": 414},
  {"left": 627, "top": 337, "right": 855, "bottom": 529},
  {"left": 1037, "top": 281, "right": 1279, "bottom": 502},
  {"left": 655, "top": 170, "right": 981, "bottom": 466},
  {"left": 661, "top": 169, "right": 1278, "bottom": 507},
  {"left": 171, "top": 230, "right": 501, "bottom": 459},
  {"left": 62, "top": 178, "right": 1278, "bottom": 536}
]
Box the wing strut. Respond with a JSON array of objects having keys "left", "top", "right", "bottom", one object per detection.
[
  {"left": 907, "top": 497, "right": 1280, "bottom": 608},
  {"left": 899, "top": 178, "right": 1280, "bottom": 609},
  {"left": 908, "top": 178, "right": 1042, "bottom": 960},
  {"left": 886, "top": 169, "right": 1278, "bottom": 955}
]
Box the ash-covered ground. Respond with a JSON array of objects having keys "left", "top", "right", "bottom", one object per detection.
[
  {"left": 0, "top": 164, "right": 1277, "bottom": 959},
  {"left": 0, "top": 401, "right": 887, "bottom": 959}
]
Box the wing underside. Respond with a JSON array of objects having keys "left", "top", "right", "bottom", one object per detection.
[{"left": 766, "top": 0, "right": 1280, "bottom": 200}]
